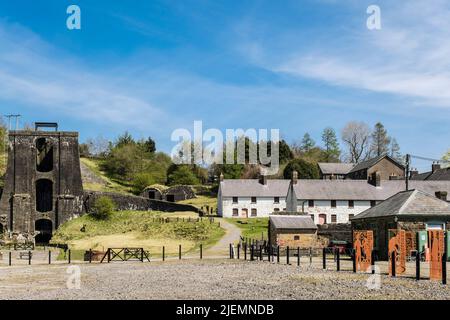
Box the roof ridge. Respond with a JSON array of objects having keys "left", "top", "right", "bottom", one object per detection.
[{"left": 397, "top": 189, "right": 418, "bottom": 214}]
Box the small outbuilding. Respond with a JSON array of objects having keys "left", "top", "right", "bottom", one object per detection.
[
  {"left": 163, "top": 185, "right": 196, "bottom": 202},
  {"left": 351, "top": 189, "right": 450, "bottom": 260},
  {"left": 269, "top": 215, "right": 318, "bottom": 248},
  {"left": 141, "top": 185, "right": 167, "bottom": 200}
]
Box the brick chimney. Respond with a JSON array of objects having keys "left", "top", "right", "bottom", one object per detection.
[
  {"left": 435, "top": 191, "right": 448, "bottom": 202},
  {"left": 259, "top": 175, "right": 267, "bottom": 185},
  {"left": 409, "top": 168, "right": 418, "bottom": 178},
  {"left": 432, "top": 162, "right": 441, "bottom": 173},
  {"left": 291, "top": 171, "right": 298, "bottom": 185},
  {"left": 369, "top": 171, "right": 381, "bottom": 187}
]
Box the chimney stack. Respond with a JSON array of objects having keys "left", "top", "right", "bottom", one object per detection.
[
  {"left": 435, "top": 191, "right": 448, "bottom": 202},
  {"left": 259, "top": 175, "right": 267, "bottom": 185},
  {"left": 291, "top": 171, "right": 298, "bottom": 185},
  {"left": 409, "top": 168, "right": 418, "bottom": 178},
  {"left": 219, "top": 173, "right": 224, "bottom": 182},
  {"left": 432, "top": 162, "right": 441, "bottom": 173}
]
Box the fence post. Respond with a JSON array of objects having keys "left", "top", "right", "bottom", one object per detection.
[
  {"left": 297, "top": 247, "right": 300, "bottom": 267},
  {"left": 107, "top": 249, "right": 111, "bottom": 263},
  {"left": 416, "top": 250, "right": 420, "bottom": 281},
  {"left": 443, "top": 241, "right": 447, "bottom": 285},
  {"left": 251, "top": 245, "right": 254, "bottom": 261},
  {"left": 244, "top": 243, "right": 247, "bottom": 260},
  {"left": 28, "top": 251, "right": 31, "bottom": 265},
  {"left": 277, "top": 246, "right": 280, "bottom": 263},
  {"left": 267, "top": 245, "right": 271, "bottom": 262},
  {"left": 352, "top": 249, "right": 356, "bottom": 273},
  {"left": 229, "top": 244, "right": 232, "bottom": 259},
  {"left": 200, "top": 244, "right": 203, "bottom": 260},
  {"left": 237, "top": 244, "right": 240, "bottom": 260},
  {"left": 391, "top": 251, "right": 396, "bottom": 277},
  {"left": 259, "top": 245, "right": 263, "bottom": 261},
  {"left": 89, "top": 249, "right": 92, "bottom": 263},
  {"left": 286, "top": 246, "right": 290, "bottom": 265},
  {"left": 48, "top": 251, "right": 51, "bottom": 265},
  {"left": 309, "top": 247, "right": 312, "bottom": 265},
  {"left": 322, "top": 248, "right": 326, "bottom": 270},
  {"left": 179, "top": 245, "right": 182, "bottom": 260},
  {"left": 336, "top": 248, "right": 340, "bottom": 271},
  {"left": 162, "top": 246, "right": 165, "bottom": 261},
  {"left": 141, "top": 248, "right": 144, "bottom": 262},
  {"left": 9, "top": 251, "right": 11, "bottom": 266}
]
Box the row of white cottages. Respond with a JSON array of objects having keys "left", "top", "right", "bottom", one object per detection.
[{"left": 217, "top": 175, "right": 450, "bottom": 224}]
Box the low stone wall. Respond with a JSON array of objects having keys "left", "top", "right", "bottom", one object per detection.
[
  {"left": 317, "top": 223, "right": 352, "bottom": 244},
  {"left": 83, "top": 191, "right": 205, "bottom": 215}
]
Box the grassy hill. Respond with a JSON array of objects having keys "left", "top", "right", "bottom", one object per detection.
[
  {"left": 52, "top": 210, "right": 225, "bottom": 258},
  {"left": 226, "top": 218, "right": 269, "bottom": 241}
]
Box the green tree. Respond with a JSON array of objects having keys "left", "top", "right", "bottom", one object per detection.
[
  {"left": 138, "top": 137, "right": 156, "bottom": 153},
  {"left": 283, "top": 158, "right": 320, "bottom": 179},
  {"left": 370, "top": 122, "right": 391, "bottom": 157},
  {"left": 321, "top": 127, "right": 340, "bottom": 162},
  {"left": 116, "top": 131, "right": 135, "bottom": 148},
  {"left": 91, "top": 196, "right": 116, "bottom": 220},
  {"left": 301, "top": 133, "right": 315, "bottom": 152},
  {"left": 167, "top": 165, "right": 201, "bottom": 185}
]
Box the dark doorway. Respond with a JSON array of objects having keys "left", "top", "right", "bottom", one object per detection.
[
  {"left": 35, "top": 219, "right": 53, "bottom": 243},
  {"left": 36, "top": 179, "right": 53, "bottom": 212},
  {"left": 36, "top": 138, "right": 53, "bottom": 172},
  {"left": 149, "top": 191, "right": 156, "bottom": 199},
  {"left": 166, "top": 195, "right": 175, "bottom": 202}
]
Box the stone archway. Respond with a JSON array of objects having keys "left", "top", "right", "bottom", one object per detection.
[
  {"left": 36, "top": 179, "right": 53, "bottom": 212},
  {"left": 35, "top": 219, "right": 53, "bottom": 244}
]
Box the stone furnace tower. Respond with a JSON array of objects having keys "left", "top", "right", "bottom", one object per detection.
[{"left": 0, "top": 122, "right": 83, "bottom": 242}]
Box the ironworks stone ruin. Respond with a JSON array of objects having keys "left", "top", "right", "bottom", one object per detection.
[{"left": 0, "top": 124, "right": 84, "bottom": 242}]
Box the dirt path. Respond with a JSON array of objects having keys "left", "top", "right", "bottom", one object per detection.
[{"left": 205, "top": 219, "right": 241, "bottom": 255}]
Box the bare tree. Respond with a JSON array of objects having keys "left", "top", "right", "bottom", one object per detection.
[{"left": 341, "top": 121, "right": 371, "bottom": 163}]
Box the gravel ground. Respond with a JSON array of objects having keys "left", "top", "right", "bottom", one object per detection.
[{"left": 1, "top": 259, "right": 450, "bottom": 300}]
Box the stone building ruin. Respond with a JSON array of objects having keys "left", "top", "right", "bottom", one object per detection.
[{"left": 0, "top": 123, "right": 84, "bottom": 243}]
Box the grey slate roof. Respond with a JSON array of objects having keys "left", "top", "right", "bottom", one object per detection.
[
  {"left": 348, "top": 154, "right": 404, "bottom": 174},
  {"left": 220, "top": 179, "right": 290, "bottom": 197},
  {"left": 411, "top": 167, "right": 450, "bottom": 181},
  {"left": 291, "top": 179, "right": 450, "bottom": 201},
  {"left": 318, "top": 163, "right": 355, "bottom": 175},
  {"left": 351, "top": 189, "right": 450, "bottom": 220},
  {"left": 270, "top": 215, "right": 317, "bottom": 230}
]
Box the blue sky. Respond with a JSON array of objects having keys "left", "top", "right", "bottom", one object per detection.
[{"left": 0, "top": 0, "right": 449, "bottom": 171}]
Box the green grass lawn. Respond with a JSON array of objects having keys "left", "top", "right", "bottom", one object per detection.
[
  {"left": 179, "top": 195, "right": 217, "bottom": 214},
  {"left": 52, "top": 210, "right": 225, "bottom": 259},
  {"left": 225, "top": 218, "right": 269, "bottom": 241}
]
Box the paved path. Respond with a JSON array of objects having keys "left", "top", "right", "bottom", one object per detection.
[{"left": 205, "top": 219, "right": 241, "bottom": 255}]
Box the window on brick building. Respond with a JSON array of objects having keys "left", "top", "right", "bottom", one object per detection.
[
  {"left": 251, "top": 197, "right": 257, "bottom": 204},
  {"left": 294, "top": 235, "right": 300, "bottom": 240},
  {"left": 232, "top": 197, "right": 238, "bottom": 204},
  {"left": 251, "top": 208, "right": 257, "bottom": 217},
  {"left": 331, "top": 214, "right": 337, "bottom": 223},
  {"left": 232, "top": 208, "right": 238, "bottom": 216}
]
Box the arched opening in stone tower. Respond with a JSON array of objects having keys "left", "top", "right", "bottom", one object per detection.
[
  {"left": 35, "top": 219, "right": 53, "bottom": 243},
  {"left": 0, "top": 223, "right": 3, "bottom": 235},
  {"left": 36, "top": 179, "right": 53, "bottom": 212},
  {"left": 36, "top": 137, "right": 53, "bottom": 172}
]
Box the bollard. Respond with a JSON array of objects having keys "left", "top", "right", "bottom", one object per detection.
[
  {"left": 391, "top": 251, "right": 396, "bottom": 277},
  {"left": 229, "top": 244, "right": 232, "bottom": 259},
  {"left": 416, "top": 251, "right": 420, "bottom": 281},
  {"left": 251, "top": 245, "right": 254, "bottom": 261},
  {"left": 267, "top": 246, "right": 271, "bottom": 262},
  {"left": 141, "top": 248, "right": 144, "bottom": 262},
  {"left": 244, "top": 243, "right": 247, "bottom": 260},
  {"left": 28, "top": 251, "right": 31, "bottom": 265},
  {"left": 336, "top": 248, "right": 340, "bottom": 271},
  {"left": 297, "top": 247, "right": 300, "bottom": 267},
  {"left": 179, "top": 245, "right": 182, "bottom": 260},
  {"left": 237, "top": 244, "right": 240, "bottom": 260},
  {"left": 286, "top": 246, "right": 290, "bottom": 265},
  {"left": 277, "top": 246, "right": 280, "bottom": 263},
  {"left": 259, "top": 246, "right": 263, "bottom": 261},
  {"left": 352, "top": 249, "right": 356, "bottom": 273},
  {"left": 322, "top": 248, "right": 326, "bottom": 270},
  {"left": 309, "top": 247, "right": 312, "bottom": 265},
  {"left": 443, "top": 250, "right": 447, "bottom": 285},
  {"left": 68, "top": 250, "right": 72, "bottom": 264},
  {"left": 89, "top": 249, "right": 92, "bottom": 264},
  {"left": 9, "top": 251, "right": 11, "bottom": 266},
  {"left": 200, "top": 244, "right": 203, "bottom": 260},
  {"left": 48, "top": 251, "right": 51, "bottom": 264},
  {"left": 162, "top": 246, "right": 165, "bottom": 261},
  {"left": 371, "top": 250, "right": 375, "bottom": 274}
]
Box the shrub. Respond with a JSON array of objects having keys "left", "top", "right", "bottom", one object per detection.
[
  {"left": 91, "top": 196, "right": 116, "bottom": 220},
  {"left": 283, "top": 158, "right": 320, "bottom": 179}
]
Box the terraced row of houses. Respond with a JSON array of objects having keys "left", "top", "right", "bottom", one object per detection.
[{"left": 217, "top": 155, "right": 450, "bottom": 224}]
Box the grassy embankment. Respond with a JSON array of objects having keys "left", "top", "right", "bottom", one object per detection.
[
  {"left": 226, "top": 218, "right": 269, "bottom": 241},
  {"left": 52, "top": 211, "right": 225, "bottom": 260}
]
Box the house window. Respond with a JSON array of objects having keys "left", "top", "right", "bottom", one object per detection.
[
  {"left": 251, "top": 197, "right": 257, "bottom": 204},
  {"left": 308, "top": 200, "right": 314, "bottom": 207},
  {"left": 370, "top": 200, "right": 376, "bottom": 207},
  {"left": 294, "top": 235, "right": 300, "bottom": 241},
  {"left": 310, "top": 214, "right": 315, "bottom": 222},
  {"left": 348, "top": 200, "right": 354, "bottom": 209},
  {"left": 232, "top": 209, "right": 238, "bottom": 216},
  {"left": 331, "top": 214, "right": 337, "bottom": 223},
  {"left": 331, "top": 200, "right": 337, "bottom": 208},
  {"left": 232, "top": 197, "right": 238, "bottom": 204},
  {"left": 274, "top": 208, "right": 280, "bottom": 212},
  {"left": 251, "top": 208, "right": 257, "bottom": 217},
  {"left": 274, "top": 197, "right": 280, "bottom": 204}
]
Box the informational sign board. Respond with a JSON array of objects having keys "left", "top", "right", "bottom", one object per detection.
[
  {"left": 428, "top": 230, "right": 445, "bottom": 281},
  {"left": 388, "top": 229, "right": 406, "bottom": 275},
  {"left": 353, "top": 230, "right": 373, "bottom": 272}
]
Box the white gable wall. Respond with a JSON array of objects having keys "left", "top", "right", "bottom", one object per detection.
[{"left": 221, "top": 196, "right": 287, "bottom": 218}]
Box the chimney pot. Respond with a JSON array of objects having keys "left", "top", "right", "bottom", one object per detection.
[
  {"left": 432, "top": 163, "right": 441, "bottom": 173},
  {"left": 259, "top": 175, "right": 267, "bottom": 185},
  {"left": 292, "top": 171, "right": 298, "bottom": 185}
]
